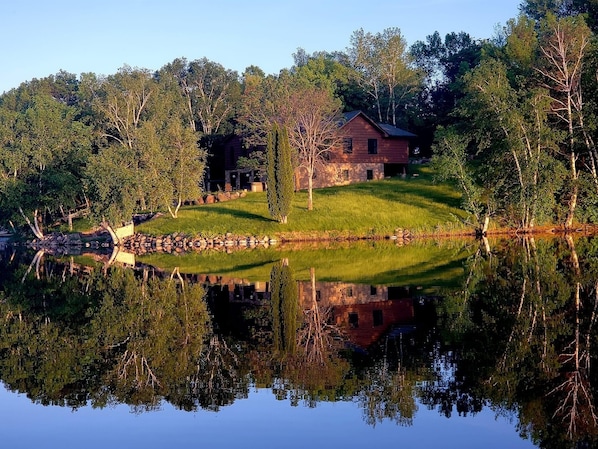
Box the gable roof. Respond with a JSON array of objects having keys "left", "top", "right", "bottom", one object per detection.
[
  {"left": 341, "top": 110, "right": 416, "bottom": 138},
  {"left": 377, "top": 123, "right": 417, "bottom": 138}
]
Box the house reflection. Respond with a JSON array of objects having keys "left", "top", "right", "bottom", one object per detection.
[
  {"left": 298, "top": 281, "right": 414, "bottom": 350},
  {"left": 196, "top": 273, "right": 416, "bottom": 351}
]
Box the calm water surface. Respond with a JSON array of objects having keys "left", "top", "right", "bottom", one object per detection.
[{"left": 0, "top": 237, "right": 596, "bottom": 448}]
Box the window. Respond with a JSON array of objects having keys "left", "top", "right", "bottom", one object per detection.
[
  {"left": 348, "top": 312, "right": 359, "bottom": 329},
  {"left": 343, "top": 138, "right": 353, "bottom": 154},
  {"left": 373, "top": 310, "right": 383, "bottom": 327},
  {"left": 366, "top": 169, "right": 373, "bottom": 180},
  {"left": 370, "top": 285, "right": 377, "bottom": 296},
  {"left": 343, "top": 169, "right": 350, "bottom": 181},
  {"left": 315, "top": 290, "right": 321, "bottom": 302},
  {"left": 346, "top": 286, "right": 353, "bottom": 297},
  {"left": 368, "top": 138, "right": 378, "bottom": 154}
]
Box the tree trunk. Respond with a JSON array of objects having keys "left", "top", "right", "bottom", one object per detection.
[
  {"left": 565, "top": 186, "right": 578, "bottom": 230},
  {"left": 565, "top": 150, "right": 578, "bottom": 230},
  {"left": 168, "top": 196, "right": 182, "bottom": 219},
  {"left": 307, "top": 174, "right": 314, "bottom": 211},
  {"left": 19, "top": 208, "right": 44, "bottom": 240},
  {"left": 481, "top": 215, "right": 489, "bottom": 235}
]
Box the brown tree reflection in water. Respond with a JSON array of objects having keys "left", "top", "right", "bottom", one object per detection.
[
  {"left": 548, "top": 236, "right": 598, "bottom": 438},
  {"left": 438, "top": 236, "right": 598, "bottom": 446}
]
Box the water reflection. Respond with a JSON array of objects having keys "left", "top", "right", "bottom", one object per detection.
[{"left": 1, "top": 237, "right": 598, "bottom": 447}]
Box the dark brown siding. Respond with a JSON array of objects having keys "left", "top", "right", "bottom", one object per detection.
[{"left": 330, "top": 115, "right": 409, "bottom": 164}]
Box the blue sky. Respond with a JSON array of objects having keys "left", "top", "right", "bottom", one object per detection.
[{"left": 1, "top": 0, "right": 523, "bottom": 93}]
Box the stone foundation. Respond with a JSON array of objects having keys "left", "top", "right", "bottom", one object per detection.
[{"left": 295, "top": 163, "right": 385, "bottom": 189}]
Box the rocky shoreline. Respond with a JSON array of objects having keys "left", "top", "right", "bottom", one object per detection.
[
  {"left": 18, "top": 223, "right": 598, "bottom": 256},
  {"left": 118, "top": 228, "right": 416, "bottom": 255}
]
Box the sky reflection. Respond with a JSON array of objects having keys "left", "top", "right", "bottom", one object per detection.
[{"left": 0, "top": 384, "right": 535, "bottom": 449}]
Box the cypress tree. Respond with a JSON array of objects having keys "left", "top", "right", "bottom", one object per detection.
[{"left": 266, "top": 123, "right": 294, "bottom": 223}]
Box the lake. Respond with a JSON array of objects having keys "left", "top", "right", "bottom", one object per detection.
[{"left": 0, "top": 236, "right": 596, "bottom": 448}]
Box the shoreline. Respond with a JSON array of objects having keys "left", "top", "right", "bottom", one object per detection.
[{"left": 7, "top": 223, "right": 598, "bottom": 254}]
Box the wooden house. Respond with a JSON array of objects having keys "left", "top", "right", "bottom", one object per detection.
[
  {"left": 218, "top": 110, "right": 415, "bottom": 191},
  {"left": 295, "top": 110, "right": 416, "bottom": 189}
]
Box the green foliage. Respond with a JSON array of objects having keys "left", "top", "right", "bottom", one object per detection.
[
  {"left": 266, "top": 123, "right": 294, "bottom": 223},
  {"left": 1, "top": 10, "right": 596, "bottom": 233},
  {"left": 454, "top": 32, "right": 571, "bottom": 229},
  {"left": 291, "top": 48, "right": 365, "bottom": 110},
  {"left": 0, "top": 87, "right": 93, "bottom": 234},
  {"left": 431, "top": 127, "right": 486, "bottom": 228},
  {"left": 436, "top": 236, "right": 598, "bottom": 444},
  {"left": 0, "top": 259, "right": 212, "bottom": 410},
  {"left": 84, "top": 65, "right": 206, "bottom": 225},
  {"left": 348, "top": 27, "right": 423, "bottom": 125}
]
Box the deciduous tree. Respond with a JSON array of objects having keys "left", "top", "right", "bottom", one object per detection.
[
  {"left": 0, "top": 87, "right": 92, "bottom": 238},
  {"left": 285, "top": 86, "right": 342, "bottom": 211},
  {"left": 535, "top": 14, "right": 592, "bottom": 228},
  {"left": 349, "top": 27, "right": 423, "bottom": 126}
]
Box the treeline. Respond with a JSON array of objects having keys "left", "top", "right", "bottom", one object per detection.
[
  {"left": 1, "top": 0, "right": 597, "bottom": 237},
  {"left": 0, "top": 26, "right": 425, "bottom": 237},
  {"left": 430, "top": 1, "right": 598, "bottom": 232}
]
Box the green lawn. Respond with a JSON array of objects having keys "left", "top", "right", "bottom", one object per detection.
[{"left": 136, "top": 166, "right": 469, "bottom": 239}]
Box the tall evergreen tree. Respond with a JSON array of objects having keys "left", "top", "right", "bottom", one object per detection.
[
  {"left": 270, "top": 259, "right": 299, "bottom": 355},
  {"left": 266, "top": 123, "right": 294, "bottom": 224}
]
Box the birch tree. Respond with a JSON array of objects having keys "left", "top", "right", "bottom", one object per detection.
[
  {"left": 535, "top": 14, "right": 592, "bottom": 228},
  {"left": 168, "top": 57, "right": 240, "bottom": 136},
  {"left": 86, "top": 65, "right": 206, "bottom": 225},
  {"left": 349, "top": 27, "right": 422, "bottom": 125},
  {"left": 0, "top": 89, "right": 91, "bottom": 238},
  {"left": 464, "top": 57, "right": 560, "bottom": 230}
]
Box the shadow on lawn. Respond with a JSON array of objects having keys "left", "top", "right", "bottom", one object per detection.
[
  {"left": 316, "top": 180, "right": 463, "bottom": 219},
  {"left": 201, "top": 205, "right": 275, "bottom": 223}
]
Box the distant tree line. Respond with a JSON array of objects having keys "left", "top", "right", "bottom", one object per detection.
[{"left": 1, "top": 0, "right": 597, "bottom": 236}]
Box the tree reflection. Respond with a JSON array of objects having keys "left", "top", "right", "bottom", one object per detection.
[
  {"left": 269, "top": 263, "right": 349, "bottom": 405},
  {"left": 358, "top": 339, "right": 418, "bottom": 427},
  {"left": 3, "top": 238, "right": 598, "bottom": 447},
  {"left": 548, "top": 236, "right": 598, "bottom": 439},
  {"left": 0, "top": 255, "right": 214, "bottom": 411},
  {"left": 437, "top": 236, "right": 598, "bottom": 447}
]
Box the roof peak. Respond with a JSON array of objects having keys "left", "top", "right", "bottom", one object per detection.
[{"left": 342, "top": 110, "right": 416, "bottom": 137}]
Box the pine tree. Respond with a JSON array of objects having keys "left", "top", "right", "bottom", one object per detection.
[{"left": 266, "top": 123, "right": 294, "bottom": 223}]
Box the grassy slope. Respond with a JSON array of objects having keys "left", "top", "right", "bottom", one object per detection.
[{"left": 136, "top": 166, "right": 469, "bottom": 239}]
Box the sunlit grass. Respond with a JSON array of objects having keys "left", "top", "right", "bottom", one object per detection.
[{"left": 137, "top": 166, "right": 468, "bottom": 238}]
